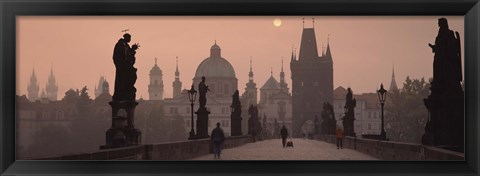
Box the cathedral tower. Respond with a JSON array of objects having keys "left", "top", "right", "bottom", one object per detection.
[
  {"left": 243, "top": 59, "right": 258, "bottom": 106},
  {"left": 45, "top": 66, "right": 58, "bottom": 101},
  {"left": 290, "top": 20, "right": 334, "bottom": 137},
  {"left": 172, "top": 57, "right": 182, "bottom": 98},
  {"left": 279, "top": 58, "right": 289, "bottom": 93},
  {"left": 149, "top": 58, "right": 164, "bottom": 100},
  {"left": 95, "top": 76, "right": 110, "bottom": 98},
  {"left": 389, "top": 65, "right": 398, "bottom": 91},
  {"left": 27, "top": 66, "right": 40, "bottom": 102}
]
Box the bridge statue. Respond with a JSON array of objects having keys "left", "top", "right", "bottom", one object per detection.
[
  {"left": 102, "top": 32, "right": 141, "bottom": 149},
  {"left": 422, "top": 18, "right": 464, "bottom": 152},
  {"left": 195, "top": 76, "right": 211, "bottom": 139},
  {"left": 342, "top": 88, "right": 356, "bottom": 137},
  {"left": 230, "top": 90, "right": 242, "bottom": 136}
]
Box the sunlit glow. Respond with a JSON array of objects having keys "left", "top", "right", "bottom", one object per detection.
[{"left": 273, "top": 18, "right": 282, "bottom": 27}]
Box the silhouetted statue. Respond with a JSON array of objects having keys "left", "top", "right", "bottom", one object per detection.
[
  {"left": 248, "top": 105, "right": 260, "bottom": 141},
  {"left": 428, "top": 17, "right": 462, "bottom": 91},
  {"left": 232, "top": 90, "right": 241, "bottom": 109},
  {"left": 103, "top": 32, "right": 141, "bottom": 149},
  {"left": 230, "top": 90, "right": 242, "bottom": 136},
  {"left": 198, "top": 76, "right": 210, "bottom": 108},
  {"left": 321, "top": 102, "right": 337, "bottom": 135},
  {"left": 112, "top": 33, "right": 139, "bottom": 101},
  {"left": 343, "top": 88, "right": 356, "bottom": 137},
  {"left": 423, "top": 18, "right": 464, "bottom": 152}
]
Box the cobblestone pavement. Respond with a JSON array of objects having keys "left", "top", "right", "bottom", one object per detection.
[{"left": 191, "top": 138, "right": 379, "bottom": 160}]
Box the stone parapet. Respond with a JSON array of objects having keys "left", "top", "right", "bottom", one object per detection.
[
  {"left": 314, "top": 135, "right": 464, "bottom": 160},
  {"left": 32, "top": 135, "right": 252, "bottom": 160}
]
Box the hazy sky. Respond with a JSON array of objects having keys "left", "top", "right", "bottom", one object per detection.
[{"left": 17, "top": 16, "right": 464, "bottom": 99}]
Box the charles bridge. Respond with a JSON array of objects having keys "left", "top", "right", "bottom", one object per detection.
[{"left": 33, "top": 135, "right": 463, "bottom": 160}]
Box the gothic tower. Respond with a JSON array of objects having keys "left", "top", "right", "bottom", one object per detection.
[
  {"left": 45, "top": 66, "right": 58, "bottom": 101},
  {"left": 27, "top": 66, "right": 40, "bottom": 102},
  {"left": 244, "top": 59, "right": 258, "bottom": 106},
  {"left": 290, "top": 20, "right": 334, "bottom": 137},
  {"left": 279, "top": 58, "right": 289, "bottom": 93},
  {"left": 95, "top": 76, "right": 108, "bottom": 98},
  {"left": 172, "top": 57, "right": 182, "bottom": 98},
  {"left": 389, "top": 65, "right": 398, "bottom": 91},
  {"left": 149, "top": 58, "right": 164, "bottom": 100}
]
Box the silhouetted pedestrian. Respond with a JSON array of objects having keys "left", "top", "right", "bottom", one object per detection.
[
  {"left": 336, "top": 125, "right": 344, "bottom": 149},
  {"left": 211, "top": 122, "right": 225, "bottom": 159},
  {"left": 280, "top": 125, "right": 289, "bottom": 148}
]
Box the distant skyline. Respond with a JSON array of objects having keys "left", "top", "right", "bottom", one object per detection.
[{"left": 17, "top": 16, "right": 464, "bottom": 100}]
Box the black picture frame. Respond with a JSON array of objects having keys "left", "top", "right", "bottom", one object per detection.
[{"left": 1, "top": 0, "right": 479, "bottom": 175}]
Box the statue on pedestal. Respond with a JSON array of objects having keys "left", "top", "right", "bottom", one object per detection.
[
  {"left": 195, "top": 76, "right": 211, "bottom": 139},
  {"left": 102, "top": 32, "right": 141, "bottom": 149},
  {"left": 423, "top": 18, "right": 464, "bottom": 152}
]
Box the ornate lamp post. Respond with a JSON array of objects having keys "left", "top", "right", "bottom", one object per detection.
[
  {"left": 377, "top": 83, "right": 387, "bottom": 140},
  {"left": 188, "top": 85, "right": 197, "bottom": 140}
]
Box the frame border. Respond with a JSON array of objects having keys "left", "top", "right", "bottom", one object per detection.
[{"left": 1, "top": 0, "right": 479, "bottom": 175}]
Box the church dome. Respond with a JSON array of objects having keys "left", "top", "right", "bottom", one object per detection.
[
  {"left": 194, "top": 43, "right": 236, "bottom": 78},
  {"left": 150, "top": 59, "right": 162, "bottom": 75}
]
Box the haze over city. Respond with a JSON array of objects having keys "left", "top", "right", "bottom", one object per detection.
[{"left": 17, "top": 16, "right": 464, "bottom": 99}]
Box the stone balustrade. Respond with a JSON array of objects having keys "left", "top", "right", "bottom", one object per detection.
[
  {"left": 33, "top": 135, "right": 252, "bottom": 160},
  {"left": 314, "top": 135, "right": 464, "bottom": 160}
]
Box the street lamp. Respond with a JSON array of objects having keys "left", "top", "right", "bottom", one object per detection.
[
  {"left": 188, "top": 84, "right": 197, "bottom": 140},
  {"left": 377, "top": 83, "right": 387, "bottom": 140}
]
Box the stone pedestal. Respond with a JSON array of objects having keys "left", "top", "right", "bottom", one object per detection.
[
  {"left": 195, "top": 107, "right": 210, "bottom": 139},
  {"left": 422, "top": 88, "right": 464, "bottom": 152},
  {"left": 231, "top": 112, "right": 242, "bottom": 136},
  {"left": 101, "top": 101, "right": 141, "bottom": 149},
  {"left": 343, "top": 115, "right": 356, "bottom": 137}
]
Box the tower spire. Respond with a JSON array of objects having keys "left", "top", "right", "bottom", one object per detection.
[
  {"left": 250, "top": 57, "right": 253, "bottom": 72},
  {"left": 280, "top": 57, "right": 288, "bottom": 92},
  {"left": 173, "top": 56, "right": 182, "bottom": 98},
  {"left": 324, "top": 35, "right": 332, "bottom": 61},
  {"left": 281, "top": 57, "right": 284, "bottom": 72},
  {"left": 155, "top": 57, "right": 158, "bottom": 65},
  {"left": 248, "top": 57, "right": 254, "bottom": 82},
  {"left": 389, "top": 64, "right": 398, "bottom": 90},
  {"left": 176, "top": 56, "right": 179, "bottom": 72}
]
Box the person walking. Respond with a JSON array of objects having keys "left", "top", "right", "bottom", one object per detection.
[
  {"left": 211, "top": 122, "right": 225, "bottom": 159},
  {"left": 280, "top": 125, "right": 289, "bottom": 148},
  {"left": 336, "top": 125, "right": 344, "bottom": 149}
]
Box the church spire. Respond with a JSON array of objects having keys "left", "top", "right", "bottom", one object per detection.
[
  {"left": 27, "top": 65, "right": 40, "bottom": 102},
  {"left": 389, "top": 64, "right": 398, "bottom": 91},
  {"left": 245, "top": 57, "right": 258, "bottom": 106},
  {"left": 249, "top": 57, "right": 254, "bottom": 81},
  {"left": 280, "top": 58, "right": 288, "bottom": 92},
  {"left": 324, "top": 35, "right": 332, "bottom": 61},
  {"left": 173, "top": 56, "right": 182, "bottom": 98},
  {"left": 46, "top": 65, "right": 58, "bottom": 101},
  {"left": 175, "top": 56, "right": 179, "bottom": 78}
]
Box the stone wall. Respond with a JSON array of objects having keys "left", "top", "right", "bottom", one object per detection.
[
  {"left": 33, "top": 135, "right": 252, "bottom": 160},
  {"left": 315, "top": 135, "right": 464, "bottom": 160}
]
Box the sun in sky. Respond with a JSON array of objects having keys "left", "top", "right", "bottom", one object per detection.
[{"left": 273, "top": 18, "right": 282, "bottom": 27}]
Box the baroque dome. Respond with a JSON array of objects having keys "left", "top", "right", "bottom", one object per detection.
[
  {"left": 194, "top": 43, "right": 236, "bottom": 78},
  {"left": 150, "top": 59, "right": 162, "bottom": 75}
]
